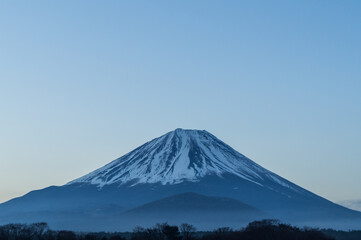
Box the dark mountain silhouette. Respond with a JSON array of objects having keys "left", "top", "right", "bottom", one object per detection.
[
  {"left": 126, "top": 192, "right": 262, "bottom": 214},
  {"left": 122, "top": 192, "right": 266, "bottom": 230}
]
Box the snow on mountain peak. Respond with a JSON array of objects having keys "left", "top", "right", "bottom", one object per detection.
[{"left": 68, "top": 128, "right": 296, "bottom": 190}]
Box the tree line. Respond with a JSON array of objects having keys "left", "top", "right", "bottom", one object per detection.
[{"left": 0, "top": 219, "right": 354, "bottom": 240}]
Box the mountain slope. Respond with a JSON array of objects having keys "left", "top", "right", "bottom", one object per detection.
[
  {"left": 0, "top": 128, "right": 360, "bottom": 231},
  {"left": 126, "top": 192, "right": 263, "bottom": 214},
  {"left": 68, "top": 128, "right": 302, "bottom": 193},
  {"left": 122, "top": 192, "right": 266, "bottom": 229}
]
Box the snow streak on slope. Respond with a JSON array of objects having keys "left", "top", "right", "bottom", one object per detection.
[{"left": 68, "top": 129, "right": 297, "bottom": 191}]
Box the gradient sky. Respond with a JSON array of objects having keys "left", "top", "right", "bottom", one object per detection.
[{"left": 0, "top": 0, "right": 360, "bottom": 204}]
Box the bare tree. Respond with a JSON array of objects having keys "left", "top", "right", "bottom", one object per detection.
[{"left": 180, "top": 223, "right": 196, "bottom": 240}]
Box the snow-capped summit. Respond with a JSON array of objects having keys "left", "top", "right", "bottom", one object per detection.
[{"left": 68, "top": 128, "right": 295, "bottom": 190}]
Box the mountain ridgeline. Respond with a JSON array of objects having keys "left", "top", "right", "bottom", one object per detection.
[
  {"left": 0, "top": 129, "right": 360, "bottom": 231},
  {"left": 69, "top": 129, "right": 305, "bottom": 191}
]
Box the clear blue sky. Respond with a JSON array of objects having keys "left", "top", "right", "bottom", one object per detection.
[{"left": 0, "top": 0, "right": 360, "bottom": 203}]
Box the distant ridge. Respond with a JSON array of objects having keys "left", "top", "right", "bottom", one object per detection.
[{"left": 126, "top": 192, "right": 263, "bottom": 214}]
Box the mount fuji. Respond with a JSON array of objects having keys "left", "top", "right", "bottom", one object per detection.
[
  {"left": 69, "top": 128, "right": 299, "bottom": 189},
  {"left": 0, "top": 129, "right": 360, "bottom": 231}
]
